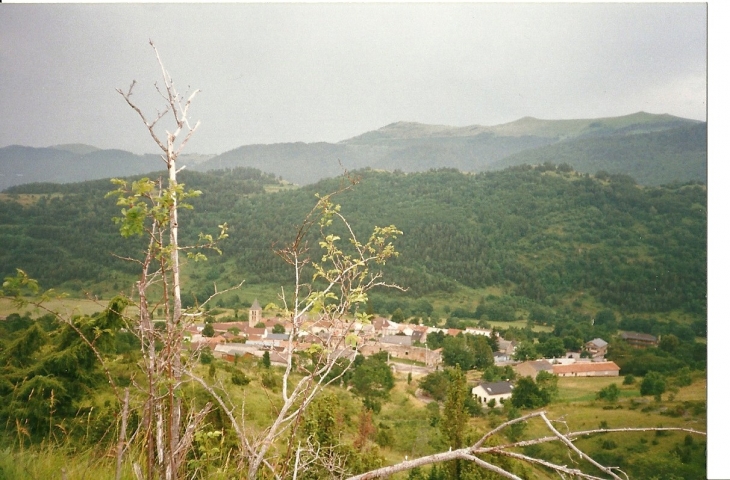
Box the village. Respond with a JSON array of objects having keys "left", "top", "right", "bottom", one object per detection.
[{"left": 185, "top": 300, "right": 661, "bottom": 408}]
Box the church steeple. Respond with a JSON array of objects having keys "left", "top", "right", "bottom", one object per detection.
[{"left": 249, "top": 299, "right": 262, "bottom": 328}]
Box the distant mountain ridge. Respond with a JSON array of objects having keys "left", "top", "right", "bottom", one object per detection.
[
  {"left": 341, "top": 112, "right": 696, "bottom": 143},
  {"left": 0, "top": 145, "right": 214, "bottom": 191},
  {"left": 197, "top": 112, "right": 704, "bottom": 186},
  {"left": 0, "top": 112, "right": 705, "bottom": 190}
]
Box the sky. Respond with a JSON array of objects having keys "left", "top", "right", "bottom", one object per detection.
[{"left": 0, "top": 2, "right": 709, "bottom": 155}]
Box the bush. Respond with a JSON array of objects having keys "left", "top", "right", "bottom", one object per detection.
[
  {"left": 602, "top": 440, "right": 618, "bottom": 450},
  {"left": 623, "top": 374, "right": 636, "bottom": 385},
  {"left": 231, "top": 370, "right": 250, "bottom": 386},
  {"left": 640, "top": 371, "right": 667, "bottom": 397},
  {"left": 596, "top": 383, "right": 621, "bottom": 402},
  {"left": 511, "top": 377, "right": 551, "bottom": 409},
  {"left": 418, "top": 371, "right": 450, "bottom": 401},
  {"left": 261, "top": 371, "right": 280, "bottom": 391},
  {"left": 375, "top": 423, "right": 394, "bottom": 447},
  {"left": 671, "top": 367, "right": 693, "bottom": 387},
  {"left": 199, "top": 347, "right": 213, "bottom": 364}
]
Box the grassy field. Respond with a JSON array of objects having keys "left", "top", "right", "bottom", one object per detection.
[{"left": 0, "top": 296, "right": 107, "bottom": 319}]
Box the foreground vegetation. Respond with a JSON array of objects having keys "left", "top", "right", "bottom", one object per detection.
[{"left": 0, "top": 337, "right": 706, "bottom": 479}]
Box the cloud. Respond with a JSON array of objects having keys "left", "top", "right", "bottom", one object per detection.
[{"left": 0, "top": 3, "right": 707, "bottom": 154}]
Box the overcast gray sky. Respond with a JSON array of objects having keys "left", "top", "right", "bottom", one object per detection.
[{"left": 0, "top": 3, "right": 707, "bottom": 155}]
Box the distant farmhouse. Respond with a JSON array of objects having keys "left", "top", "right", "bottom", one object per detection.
[
  {"left": 514, "top": 358, "right": 621, "bottom": 379},
  {"left": 514, "top": 360, "right": 554, "bottom": 379}
]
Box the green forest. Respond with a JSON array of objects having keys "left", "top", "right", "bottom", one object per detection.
[{"left": 1, "top": 163, "right": 706, "bottom": 323}]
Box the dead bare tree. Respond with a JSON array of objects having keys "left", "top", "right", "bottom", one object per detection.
[
  {"left": 345, "top": 411, "right": 707, "bottom": 480},
  {"left": 112, "top": 40, "right": 229, "bottom": 480}
]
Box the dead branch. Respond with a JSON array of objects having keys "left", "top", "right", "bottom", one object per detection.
[{"left": 345, "top": 410, "right": 707, "bottom": 480}]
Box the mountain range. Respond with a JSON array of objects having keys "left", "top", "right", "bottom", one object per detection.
[{"left": 0, "top": 112, "right": 705, "bottom": 191}]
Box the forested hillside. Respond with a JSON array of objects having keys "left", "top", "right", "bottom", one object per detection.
[
  {"left": 493, "top": 123, "right": 707, "bottom": 186},
  {"left": 0, "top": 165, "right": 706, "bottom": 321}
]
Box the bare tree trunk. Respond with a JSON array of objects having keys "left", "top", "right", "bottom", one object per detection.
[
  {"left": 116, "top": 388, "right": 130, "bottom": 480},
  {"left": 166, "top": 153, "right": 182, "bottom": 480}
]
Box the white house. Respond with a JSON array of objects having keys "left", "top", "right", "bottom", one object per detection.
[
  {"left": 465, "top": 327, "right": 492, "bottom": 337},
  {"left": 472, "top": 381, "right": 514, "bottom": 407}
]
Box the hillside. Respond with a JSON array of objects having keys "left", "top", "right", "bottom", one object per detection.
[
  {"left": 0, "top": 145, "right": 214, "bottom": 191},
  {"left": 0, "top": 166, "right": 706, "bottom": 321},
  {"left": 1, "top": 112, "right": 705, "bottom": 190},
  {"left": 196, "top": 112, "right": 704, "bottom": 185},
  {"left": 493, "top": 122, "right": 707, "bottom": 186}
]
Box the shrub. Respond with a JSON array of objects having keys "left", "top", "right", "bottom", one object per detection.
[
  {"left": 231, "top": 370, "right": 250, "bottom": 386},
  {"left": 375, "top": 423, "right": 394, "bottom": 447},
  {"left": 596, "top": 383, "right": 621, "bottom": 402},
  {"left": 261, "top": 371, "right": 280, "bottom": 391},
  {"left": 602, "top": 440, "right": 618, "bottom": 450},
  {"left": 418, "top": 371, "right": 450, "bottom": 401},
  {"left": 640, "top": 371, "right": 667, "bottom": 397},
  {"left": 199, "top": 347, "right": 213, "bottom": 364}
]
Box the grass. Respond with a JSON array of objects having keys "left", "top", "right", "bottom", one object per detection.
[
  {"left": 555, "top": 376, "right": 638, "bottom": 403},
  {"left": 0, "top": 443, "right": 120, "bottom": 480},
  {"left": 0, "top": 296, "right": 107, "bottom": 319},
  {"left": 0, "top": 193, "right": 64, "bottom": 206},
  {"left": 487, "top": 319, "right": 553, "bottom": 332},
  {"left": 389, "top": 357, "right": 426, "bottom": 367}
]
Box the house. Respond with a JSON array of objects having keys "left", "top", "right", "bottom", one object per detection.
[
  {"left": 399, "top": 325, "right": 416, "bottom": 336},
  {"left": 211, "top": 321, "right": 249, "bottom": 335},
  {"left": 214, "top": 343, "right": 260, "bottom": 360},
  {"left": 349, "top": 322, "right": 375, "bottom": 337},
  {"left": 493, "top": 352, "right": 512, "bottom": 363},
  {"left": 514, "top": 360, "right": 554, "bottom": 379},
  {"left": 585, "top": 338, "right": 608, "bottom": 359},
  {"left": 189, "top": 333, "right": 226, "bottom": 350},
  {"left": 620, "top": 331, "right": 658, "bottom": 348},
  {"left": 411, "top": 325, "right": 430, "bottom": 342},
  {"left": 373, "top": 317, "right": 400, "bottom": 336},
  {"left": 497, "top": 338, "right": 517, "bottom": 356},
  {"left": 552, "top": 361, "right": 620, "bottom": 378},
  {"left": 472, "top": 381, "right": 514, "bottom": 407},
  {"left": 465, "top": 327, "right": 492, "bottom": 337},
  {"left": 262, "top": 318, "right": 291, "bottom": 334}
]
